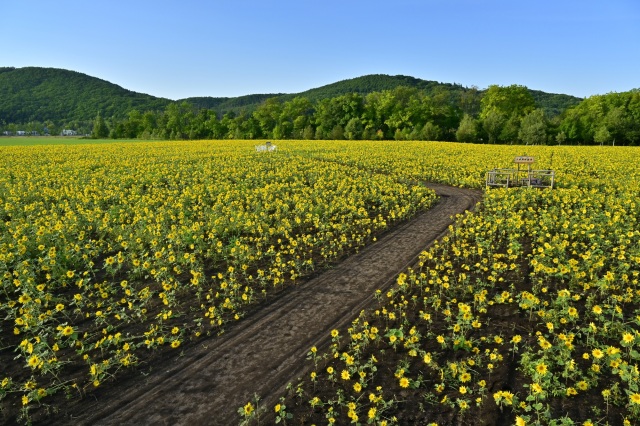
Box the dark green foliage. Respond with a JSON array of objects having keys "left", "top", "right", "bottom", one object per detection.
[
  {"left": 482, "top": 110, "right": 506, "bottom": 144},
  {"left": 177, "top": 75, "right": 470, "bottom": 116},
  {"left": 179, "top": 94, "right": 281, "bottom": 115},
  {"left": 455, "top": 114, "right": 478, "bottom": 142},
  {"left": 480, "top": 84, "right": 537, "bottom": 120},
  {"left": 182, "top": 76, "right": 582, "bottom": 124},
  {"left": 4, "top": 66, "right": 637, "bottom": 145},
  {"left": 0, "top": 67, "right": 171, "bottom": 124},
  {"left": 282, "top": 74, "right": 463, "bottom": 103},
  {"left": 91, "top": 112, "right": 109, "bottom": 139},
  {"left": 558, "top": 89, "right": 640, "bottom": 145},
  {"left": 529, "top": 89, "right": 582, "bottom": 117},
  {"left": 518, "top": 109, "right": 547, "bottom": 145}
]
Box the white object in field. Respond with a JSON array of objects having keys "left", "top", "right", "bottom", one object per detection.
[{"left": 255, "top": 141, "right": 277, "bottom": 152}]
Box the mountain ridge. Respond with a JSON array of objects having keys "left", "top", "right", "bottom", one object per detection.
[{"left": 0, "top": 66, "right": 583, "bottom": 124}]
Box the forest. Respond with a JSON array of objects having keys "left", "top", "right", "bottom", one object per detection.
[
  {"left": 1, "top": 67, "right": 639, "bottom": 145},
  {"left": 82, "top": 86, "right": 640, "bottom": 146}
]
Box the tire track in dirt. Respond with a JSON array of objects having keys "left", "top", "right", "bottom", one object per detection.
[{"left": 59, "top": 184, "right": 482, "bottom": 426}]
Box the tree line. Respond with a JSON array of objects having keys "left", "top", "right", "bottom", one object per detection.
[{"left": 3, "top": 84, "right": 639, "bottom": 145}]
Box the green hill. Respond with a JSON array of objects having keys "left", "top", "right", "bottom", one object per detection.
[
  {"left": 178, "top": 75, "right": 472, "bottom": 115},
  {"left": 0, "top": 67, "right": 583, "bottom": 125},
  {"left": 529, "top": 89, "right": 583, "bottom": 117},
  {"left": 181, "top": 74, "right": 583, "bottom": 117},
  {"left": 283, "top": 74, "right": 462, "bottom": 101},
  {"left": 0, "top": 67, "right": 171, "bottom": 123},
  {"left": 179, "top": 93, "right": 281, "bottom": 114}
]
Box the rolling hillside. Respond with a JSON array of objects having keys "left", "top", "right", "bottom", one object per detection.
[
  {"left": 0, "top": 67, "right": 583, "bottom": 124},
  {"left": 183, "top": 74, "right": 583, "bottom": 116},
  {"left": 0, "top": 67, "right": 171, "bottom": 123}
]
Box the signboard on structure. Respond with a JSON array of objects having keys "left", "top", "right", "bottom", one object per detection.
[{"left": 514, "top": 156, "right": 535, "bottom": 164}]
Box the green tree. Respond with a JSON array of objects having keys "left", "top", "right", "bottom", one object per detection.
[
  {"left": 240, "top": 116, "right": 262, "bottom": 139},
  {"left": 302, "top": 125, "right": 315, "bottom": 140},
  {"left": 481, "top": 110, "right": 506, "bottom": 144},
  {"left": 292, "top": 116, "right": 308, "bottom": 139},
  {"left": 123, "top": 110, "right": 142, "bottom": 138},
  {"left": 480, "top": 84, "right": 536, "bottom": 120},
  {"left": 384, "top": 87, "right": 421, "bottom": 133},
  {"left": 141, "top": 111, "right": 158, "bottom": 138},
  {"left": 279, "top": 96, "right": 313, "bottom": 139},
  {"left": 459, "top": 86, "right": 482, "bottom": 116},
  {"left": 253, "top": 98, "right": 282, "bottom": 138},
  {"left": 558, "top": 89, "right": 640, "bottom": 145},
  {"left": 420, "top": 122, "right": 441, "bottom": 141},
  {"left": 604, "top": 106, "right": 628, "bottom": 145},
  {"left": 314, "top": 94, "right": 364, "bottom": 139},
  {"left": 273, "top": 122, "right": 292, "bottom": 139},
  {"left": 594, "top": 125, "right": 611, "bottom": 145},
  {"left": 91, "top": 112, "right": 109, "bottom": 138},
  {"left": 163, "top": 102, "right": 194, "bottom": 140},
  {"left": 330, "top": 125, "right": 345, "bottom": 140},
  {"left": 344, "top": 117, "right": 363, "bottom": 140},
  {"left": 499, "top": 114, "right": 521, "bottom": 144},
  {"left": 455, "top": 114, "right": 477, "bottom": 142},
  {"left": 518, "top": 109, "right": 547, "bottom": 145},
  {"left": 362, "top": 90, "right": 395, "bottom": 139}
]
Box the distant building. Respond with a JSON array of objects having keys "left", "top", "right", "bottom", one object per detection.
[
  {"left": 61, "top": 129, "right": 77, "bottom": 136},
  {"left": 16, "top": 130, "right": 26, "bottom": 136},
  {"left": 31, "top": 131, "right": 39, "bottom": 136},
  {"left": 2, "top": 131, "right": 12, "bottom": 136}
]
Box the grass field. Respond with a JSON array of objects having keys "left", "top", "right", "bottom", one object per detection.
[{"left": 0, "top": 136, "right": 153, "bottom": 146}]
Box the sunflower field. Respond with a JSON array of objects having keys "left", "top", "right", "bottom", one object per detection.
[
  {"left": 1, "top": 139, "right": 639, "bottom": 425},
  {"left": 0, "top": 140, "right": 438, "bottom": 422},
  {"left": 242, "top": 142, "right": 640, "bottom": 425}
]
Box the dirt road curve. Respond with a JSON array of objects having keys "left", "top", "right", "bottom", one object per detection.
[{"left": 59, "top": 184, "right": 481, "bottom": 426}]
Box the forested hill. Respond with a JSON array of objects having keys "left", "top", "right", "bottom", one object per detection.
[
  {"left": 529, "top": 89, "right": 584, "bottom": 117},
  {"left": 0, "top": 67, "right": 584, "bottom": 125},
  {"left": 179, "top": 94, "right": 282, "bottom": 112},
  {"left": 177, "top": 75, "right": 459, "bottom": 114},
  {"left": 0, "top": 67, "right": 171, "bottom": 123},
  {"left": 183, "top": 74, "right": 583, "bottom": 116},
  {"left": 283, "top": 74, "right": 463, "bottom": 102}
]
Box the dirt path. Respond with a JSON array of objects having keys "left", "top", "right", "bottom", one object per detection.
[{"left": 55, "top": 184, "right": 481, "bottom": 426}]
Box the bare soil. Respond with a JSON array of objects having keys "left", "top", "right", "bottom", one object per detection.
[{"left": 42, "top": 184, "right": 482, "bottom": 426}]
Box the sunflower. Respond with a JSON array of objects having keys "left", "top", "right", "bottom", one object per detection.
[
  {"left": 535, "top": 363, "right": 548, "bottom": 376},
  {"left": 27, "top": 355, "right": 40, "bottom": 368},
  {"left": 531, "top": 383, "right": 543, "bottom": 394}
]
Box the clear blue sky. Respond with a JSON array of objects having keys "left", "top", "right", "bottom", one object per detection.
[{"left": 2, "top": 0, "right": 638, "bottom": 100}]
